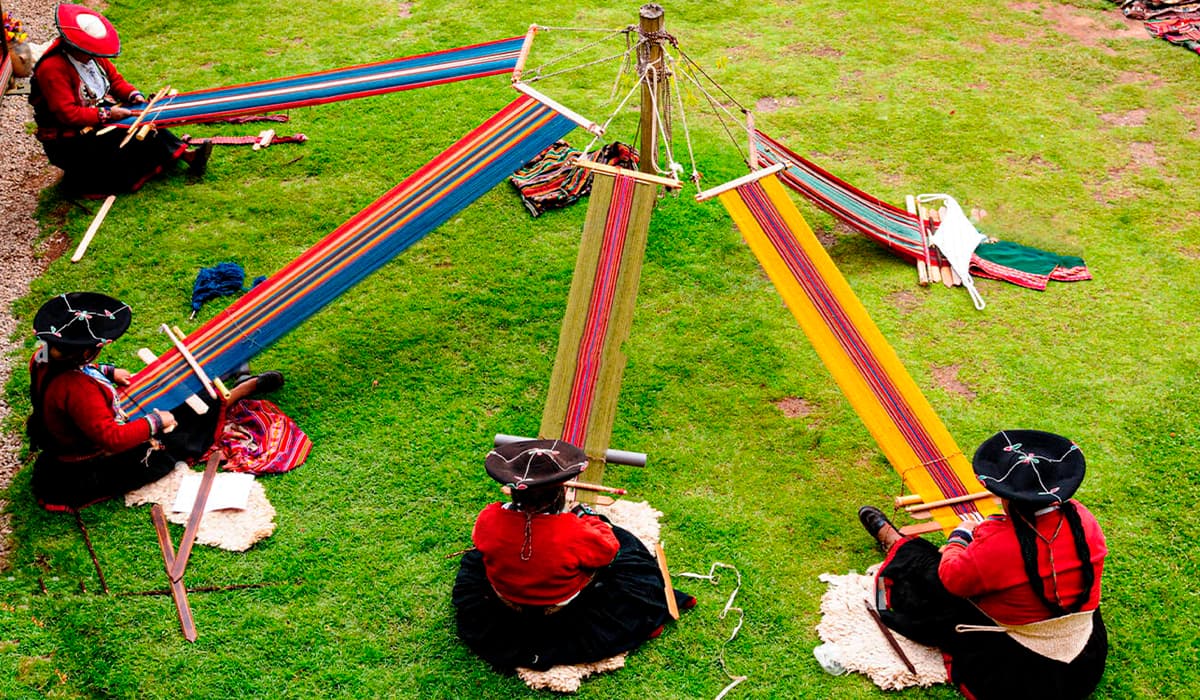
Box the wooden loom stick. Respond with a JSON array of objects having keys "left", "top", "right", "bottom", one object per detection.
[
  {"left": 864, "top": 601, "right": 917, "bottom": 674},
  {"left": 898, "top": 521, "right": 944, "bottom": 537},
  {"left": 564, "top": 480, "right": 627, "bottom": 495},
  {"left": 69, "top": 194, "right": 116, "bottom": 263},
  {"left": 894, "top": 493, "right": 923, "bottom": 507},
  {"left": 746, "top": 110, "right": 758, "bottom": 169},
  {"left": 915, "top": 202, "right": 940, "bottom": 284},
  {"left": 574, "top": 158, "right": 682, "bottom": 189},
  {"left": 904, "top": 490, "right": 995, "bottom": 514},
  {"left": 160, "top": 324, "right": 219, "bottom": 400},
  {"left": 905, "top": 195, "right": 929, "bottom": 286},
  {"left": 931, "top": 208, "right": 955, "bottom": 288},
  {"left": 655, "top": 542, "right": 680, "bottom": 620},
  {"left": 135, "top": 347, "right": 208, "bottom": 416},
  {"left": 151, "top": 504, "right": 198, "bottom": 641},
  {"left": 169, "top": 450, "right": 223, "bottom": 581},
  {"left": 511, "top": 24, "right": 538, "bottom": 83},
  {"left": 118, "top": 85, "right": 170, "bottom": 148}
]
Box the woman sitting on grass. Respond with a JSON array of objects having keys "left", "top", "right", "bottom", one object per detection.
[
  {"left": 29, "top": 4, "right": 211, "bottom": 197},
  {"left": 27, "top": 292, "right": 282, "bottom": 511},
  {"left": 858, "top": 430, "right": 1108, "bottom": 700},
  {"left": 453, "top": 439, "right": 693, "bottom": 671}
]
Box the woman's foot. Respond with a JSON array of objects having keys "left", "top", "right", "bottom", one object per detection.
[
  {"left": 185, "top": 141, "right": 213, "bottom": 177},
  {"left": 858, "top": 506, "right": 903, "bottom": 552},
  {"left": 227, "top": 370, "right": 284, "bottom": 403},
  {"left": 253, "top": 370, "right": 284, "bottom": 394}
]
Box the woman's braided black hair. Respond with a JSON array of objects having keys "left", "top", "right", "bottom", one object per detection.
[{"left": 1010, "top": 500, "right": 1097, "bottom": 615}]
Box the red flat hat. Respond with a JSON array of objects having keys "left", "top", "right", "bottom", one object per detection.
[{"left": 56, "top": 4, "right": 120, "bottom": 57}]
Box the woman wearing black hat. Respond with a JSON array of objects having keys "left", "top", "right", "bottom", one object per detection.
[
  {"left": 29, "top": 4, "right": 210, "bottom": 197},
  {"left": 28, "top": 292, "right": 281, "bottom": 511},
  {"left": 857, "top": 430, "right": 1108, "bottom": 699},
  {"left": 452, "top": 439, "right": 694, "bottom": 671}
]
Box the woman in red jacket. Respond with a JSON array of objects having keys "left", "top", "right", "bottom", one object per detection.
[
  {"left": 29, "top": 4, "right": 210, "bottom": 197},
  {"left": 858, "top": 430, "right": 1108, "bottom": 700},
  {"left": 453, "top": 439, "right": 693, "bottom": 671},
  {"left": 28, "top": 292, "right": 280, "bottom": 511}
]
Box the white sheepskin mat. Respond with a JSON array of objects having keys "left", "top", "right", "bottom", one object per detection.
[
  {"left": 816, "top": 565, "right": 947, "bottom": 690},
  {"left": 125, "top": 463, "right": 276, "bottom": 552},
  {"left": 512, "top": 499, "right": 664, "bottom": 693}
]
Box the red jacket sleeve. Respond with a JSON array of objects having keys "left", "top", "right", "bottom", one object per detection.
[
  {"left": 938, "top": 538, "right": 989, "bottom": 598},
  {"left": 46, "top": 372, "right": 153, "bottom": 454},
  {"left": 571, "top": 515, "right": 620, "bottom": 569}
]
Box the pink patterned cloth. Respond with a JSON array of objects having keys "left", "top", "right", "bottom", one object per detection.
[{"left": 205, "top": 399, "right": 311, "bottom": 475}]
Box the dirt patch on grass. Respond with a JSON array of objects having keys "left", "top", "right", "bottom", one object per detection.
[
  {"left": 1116, "top": 71, "right": 1165, "bottom": 89},
  {"left": 1100, "top": 109, "right": 1149, "bottom": 127},
  {"left": 786, "top": 44, "right": 844, "bottom": 59},
  {"left": 985, "top": 31, "right": 1036, "bottom": 48},
  {"left": 756, "top": 96, "right": 800, "bottom": 113},
  {"left": 774, "top": 396, "right": 815, "bottom": 418},
  {"left": 1039, "top": 3, "right": 1149, "bottom": 50},
  {"left": 396, "top": 2, "right": 413, "bottom": 18},
  {"left": 887, "top": 288, "right": 922, "bottom": 314},
  {"left": 931, "top": 364, "right": 976, "bottom": 400},
  {"left": 1129, "top": 142, "right": 1160, "bottom": 169},
  {"left": 1005, "top": 153, "right": 1062, "bottom": 178},
  {"left": 1179, "top": 105, "right": 1200, "bottom": 137}
]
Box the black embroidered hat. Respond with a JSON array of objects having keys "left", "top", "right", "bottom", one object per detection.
[
  {"left": 972, "top": 430, "right": 1086, "bottom": 507},
  {"left": 485, "top": 439, "right": 588, "bottom": 490},
  {"left": 33, "top": 292, "right": 131, "bottom": 348}
]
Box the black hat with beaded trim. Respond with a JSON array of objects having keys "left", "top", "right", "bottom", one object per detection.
[
  {"left": 485, "top": 439, "right": 588, "bottom": 490},
  {"left": 972, "top": 430, "right": 1085, "bottom": 507},
  {"left": 33, "top": 292, "right": 131, "bottom": 348}
]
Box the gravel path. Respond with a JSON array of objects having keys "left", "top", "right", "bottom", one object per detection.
[{"left": 1, "top": 0, "right": 61, "bottom": 570}]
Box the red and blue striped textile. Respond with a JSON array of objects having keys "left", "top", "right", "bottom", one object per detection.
[
  {"left": 119, "top": 93, "right": 576, "bottom": 419},
  {"left": 110, "top": 36, "right": 525, "bottom": 128},
  {"left": 559, "top": 173, "right": 636, "bottom": 446},
  {"left": 753, "top": 130, "right": 925, "bottom": 259}
]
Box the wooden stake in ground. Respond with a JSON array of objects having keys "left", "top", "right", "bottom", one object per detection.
[
  {"left": 655, "top": 542, "right": 680, "bottom": 620},
  {"left": 70, "top": 194, "right": 116, "bottom": 263},
  {"left": 637, "top": 3, "right": 666, "bottom": 175}
]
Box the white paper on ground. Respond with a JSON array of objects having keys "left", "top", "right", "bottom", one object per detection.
[{"left": 171, "top": 471, "right": 256, "bottom": 513}]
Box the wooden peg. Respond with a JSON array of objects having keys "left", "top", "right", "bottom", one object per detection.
[
  {"left": 906, "top": 196, "right": 929, "bottom": 286},
  {"left": 70, "top": 194, "right": 116, "bottom": 263},
  {"left": 252, "top": 129, "right": 275, "bottom": 151},
  {"left": 917, "top": 203, "right": 941, "bottom": 284},
  {"left": 931, "top": 208, "right": 954, "bottom": 287},
  {"left": 655, "top": 542, "right": 680, "bottom": 620}
]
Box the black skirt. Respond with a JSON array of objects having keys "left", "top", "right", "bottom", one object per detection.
[
  {"left": 877, "top": 537, "right": 1108, "bottom": 700},
  {"left": 452, "top": 525, "right": 690, "bottom": 671},
  {"left": 41, "top": 128, "right": 188, "bottom": 197},
  {"left": 31, "top": 396, "right": 222, "bottom": 511}
]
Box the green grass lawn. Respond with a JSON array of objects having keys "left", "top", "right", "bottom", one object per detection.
[{"left": 3, "top": 0, "right": 1199, "bottom": 697}]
